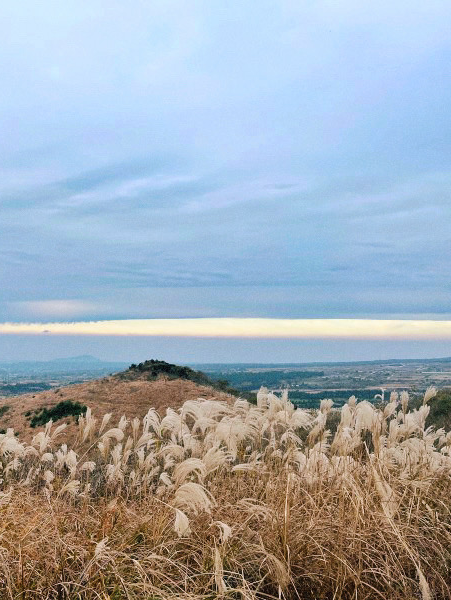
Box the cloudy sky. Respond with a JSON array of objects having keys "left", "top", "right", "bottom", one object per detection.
[{"left": 1, "top": 1, "right": 451, "bottom": 361}]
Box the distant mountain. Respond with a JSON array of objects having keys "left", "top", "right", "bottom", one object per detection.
[
  {"left": 0, "top": 355, "right": 129, "bottom": 375},
  {"left": 51, "top": 355, "right": 103, "bottom": 363}
]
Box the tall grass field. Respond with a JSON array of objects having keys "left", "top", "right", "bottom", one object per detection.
[{"left": 1, "top": 387, "right": 450, "bottom": 599}]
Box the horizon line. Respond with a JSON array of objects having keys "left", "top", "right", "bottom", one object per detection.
[{"left": 1, "top": 317, "right": 451, "bottom": 339}]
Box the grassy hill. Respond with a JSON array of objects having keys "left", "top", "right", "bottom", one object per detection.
[{"left": 0, "top": 360, "right": 235, "bottom": 441}]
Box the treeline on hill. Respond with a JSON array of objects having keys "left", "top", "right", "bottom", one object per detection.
[
  {"left": 290, "top": 388, "right": 385, "bottom": 408},
  {"left": 0, "top": 382, "right": 52, "bottom": 397},
  {"left": 119, "top": 360, "right": 256, "bottom": 402},
  {"left": 205, "top": 369, "right": 324, "bottom": 391},
  {"left": 419, "top": 388, "right": 451, "bottom": 431}
]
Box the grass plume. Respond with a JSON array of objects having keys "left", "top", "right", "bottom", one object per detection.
[{"left": 0, "top": 386, "right": 450, "bottom": 598}]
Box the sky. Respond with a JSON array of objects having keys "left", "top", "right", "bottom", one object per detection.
[{"left": 1, "top": 1, "right": 451, "bottom": 362}]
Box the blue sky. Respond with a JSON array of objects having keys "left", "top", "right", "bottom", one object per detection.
[{"left": 1, "top": 1, "right": 451, "bottom": 361}]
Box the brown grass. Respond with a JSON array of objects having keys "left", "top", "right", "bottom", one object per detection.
[
  {"left": 0, "top": 387, "right": 450, "bottom": 599},
  {"left": 0, "top": 375, "right": 234, "bottom": 442}
]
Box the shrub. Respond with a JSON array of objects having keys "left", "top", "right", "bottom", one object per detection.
[
  {"left": 28, "top": 400, "right": 87, "bottom": 427},
  {"left": 426, "top": 389, "right": 451, "bottom": 430},
  {"left": 0, "top": 405, "right": 10, "bottom": 418}
]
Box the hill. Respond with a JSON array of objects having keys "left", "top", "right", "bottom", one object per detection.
[{"left": 0, "top": 360, "right": 234, "bottom": 441}]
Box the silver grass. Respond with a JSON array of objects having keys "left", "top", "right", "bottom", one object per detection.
[
  {"left": 383, "top": 400, "right": 398, "bottom": 419},
  {"left": 214, "top": 521, "right": 232, "bottom": 543},
  {"left": 181, "top": 399, "right": 204, "bottom": 421},
  {"left": 374, "top": 388, "right": 385, "bottom": 403},
  {"left": 94, "top": 537, "right": 109, "bottom": 559},
  {"left": 80, "top": 461, "right": 96, "bottom": 472},
  {"left": 237, "top": 498, "right": 274, "bottom": 520},
  {"left": 417, "top": 566, "right": 432, "bottom": 600},
  {"left": 142, "top": 407, "right": 161, "bottom": 436},
  {"left": 51, "top": 423, "right": 67, "bottom": 441},
  {"left": 5, "top": 457, "right": 22, "bottom": 476},
  {"left": 234, "top": 398, "right": 252, "bottom": 414},
  {"left": 173, "top": 457, "right": 206, "bottom": 487},
  {"left": 181, "top": 432, "right": 203, "bottom": 456},
  {"left": 40, "top": 452, "right": 54, "bottom": 463},
  {"left": 174, "top": 508, "right": 191, "bottom": 537},
  {"left": 159, "top": 471, "right": 172, "bottom": 486},
  {"left": 340, "top": 403, "right": 353, "bottom": 428},
  {"left": 256, "top": 387, "right": 269, "bottom": 408},
  {"left": 192, "top": 415, "right": 217, "bottom": 435},
  {"left": 389, "top": 391, "right": 399, "bottom": 404},
  {"left": 288, "top": 408, "right": 313, "bottom": 429},
  {"left": 232, "top": 463, "right": 260, "bottom": 473},
  {"left": 161, "top": 409, "right": 189, "bottom": 440},
  {"left": 202, "top": 446, "right": 230, "bottom": 474},
  {"left": 101, "top": 428, "right": 125, "bottom": 443},
  {"left": 163, "top": 456, "right": 176, "bottom": 471},
  {"left": 106, "top": 462, "right": 124, "bottom": 485},
  {"left": 423, "top": 386, "right": 437, "bottom": 405},
  {"left": 43, "top": 470, "right": 54, "bottom": 485},
  {"left": 0, "top": 434, "right": 24, "bottom": 457},
  {"left": 98, "top": 412, "right": 112, "bottom": 435},
  {"left": 118, "top": 415, "right": 128, "bottom": 431},
  {"left": 320, "top": 398, "right": 334, "bottom": 414},
  {"left": 131, "top": 417, "right": 141, "bottom": 442},
  {"left": 134, "top": 432, "right": 155, "bottom": 450},
  {"left": 98, "top": 439, "right": 110, "bottom": 460},
  {"left": 110, "top": 443, "right": 123, "bottom": 465},
  {"left": 58, "top": 479, "right": 80, "bottom": 497},
  {"left": 280, "top": 430, "right": 303, "bottom": 447},
  {"left": 372, "top": 466, "right": 398, "bottom": 520},
  {"left": 173, "top": 481, "right": 215, "bottom": 514},
  {"left": 200, "top": 399, "right": 232, "bottom": 419},
  {"left": 214, "top": 546, "right": 227, "bottom": 595},
  {"left": 355, "top": 401, "right": 378, "bottom": 430},
  {"left": 401, "top": 390, "right": 409, "bottom": 413},
  {"left": 32, "top": 431, "right": 52, "bottom": 454},
  {"left": 159, "top": 443, "right": 185, "bottom": 461}
]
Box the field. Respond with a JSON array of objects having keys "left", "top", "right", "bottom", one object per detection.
[
  {"left": 199, "top": 357, "right": 451, "bottom": 407},
  {"left": 1, "top": 385, "right": 451, "bottom": 599}
]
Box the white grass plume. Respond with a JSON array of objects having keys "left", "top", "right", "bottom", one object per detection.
[
  {"left": 174, "top": 508, "right": 191, "bottom": 537},
  {"left": 173, "top": 482, "right": 215, "bottom": 514}
]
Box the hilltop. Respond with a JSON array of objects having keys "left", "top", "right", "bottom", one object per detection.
[{"left": 0, "top": 360, "right": 235, "bottom": 441}]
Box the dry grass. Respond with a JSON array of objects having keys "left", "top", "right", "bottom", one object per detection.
[
  {"left": 0, "top": 376, "right": 234, "bottom": 442},
  {"left": 0, "top": 387, "right": 451, "bottom": 599}
]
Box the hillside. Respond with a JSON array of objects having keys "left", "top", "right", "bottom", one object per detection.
[
  {"left": 2, "top": 384, "right": 451, "bottom": 598},
  {"left": 425, "top": 388, "right": 451, "bottom": 430},
  {"left": 0, "top": 361, "right": 234, "bottom": 441}
]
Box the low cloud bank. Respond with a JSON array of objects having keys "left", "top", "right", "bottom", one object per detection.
[{"left": 1, "top": 318, "right": 451, "bottom": 339}]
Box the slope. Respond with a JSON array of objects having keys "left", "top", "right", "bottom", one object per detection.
[{"left": 0, "top": 361, "right": 235, "bottom": 441}]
